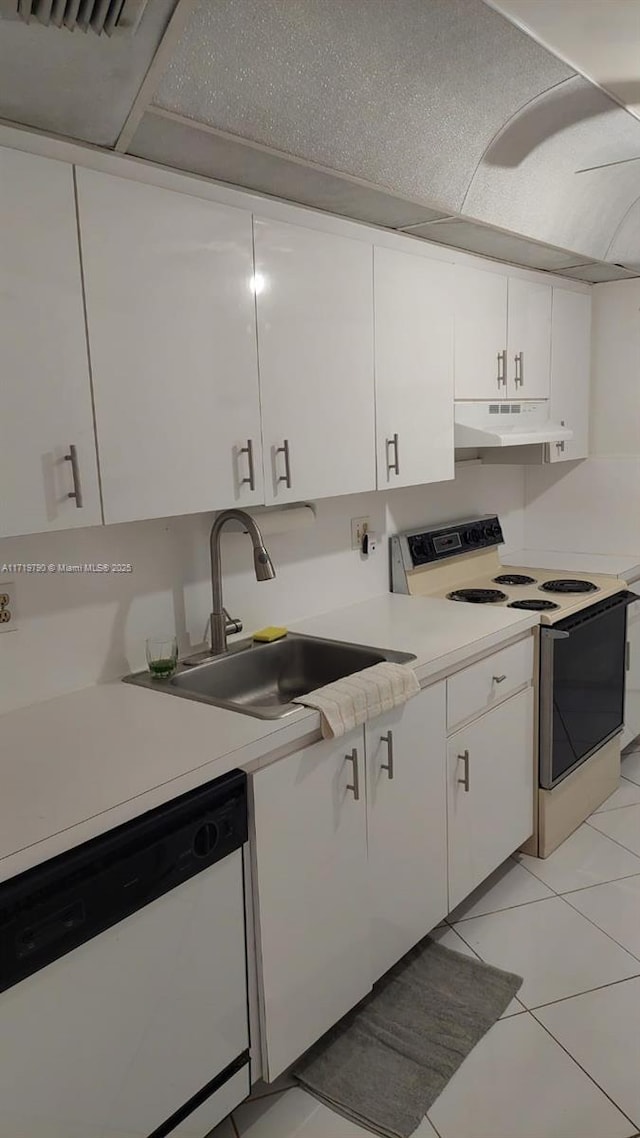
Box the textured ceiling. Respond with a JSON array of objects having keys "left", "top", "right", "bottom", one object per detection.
[
  {"left": 0, "top": 0, "right": 178, "bottom": 145},
  {"left": 486, "top": 0, "right": 640, "bottom": 121},
  {"left": 465, "top": 75, "right": 640, "bottom": 262},
  {"left": 607, "top": 197, "right": 640, "bottom": 269},
  {"left": 152, "top": 0, "right": 573, "bottom": 214},
  {"left": 2, "top": 0, "right": 640, "bottom": 277}
]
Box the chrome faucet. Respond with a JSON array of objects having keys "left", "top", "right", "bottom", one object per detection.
[{"left": 209, "top": 509, "right": 276, "bottom": 655}]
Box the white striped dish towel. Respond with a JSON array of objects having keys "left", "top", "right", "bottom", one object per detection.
[{"left": 293, "top": 661, "right": 421, "bottom": 739}]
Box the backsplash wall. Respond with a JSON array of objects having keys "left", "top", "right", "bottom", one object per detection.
[
  {"left": 524, "top": 280, "right": 640, "bottom": 555},
  {"left": 0, "top": 464, "right": 525, "bottom": 715}
]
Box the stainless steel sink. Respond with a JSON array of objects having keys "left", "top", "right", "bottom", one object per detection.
[{"left": 124, "top": 632, "right": 416, "bottom": 719}]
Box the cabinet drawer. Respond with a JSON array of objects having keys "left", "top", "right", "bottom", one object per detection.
[{"left": 447, "top": 636, "right": 534, "bottom": 732}]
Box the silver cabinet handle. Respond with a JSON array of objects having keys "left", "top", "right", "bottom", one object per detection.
[
  {"left": 276, "top": 439, "right": 292, "bottom": 488},
  {"left": 626, "top": 641, "right": 631, "bottom": 672},
  {"left": 493, "top": 674, "right": 506, "bottom": 684},
  {"left": 386, "top": 433, "right": 400, "bottom": 477},
  {"left": 380, "top": 731, "right": 394, "bottom": 780},
  {"left": 346, "top": 747, "right": 360, "bottom": 800},
  {"left": 497, "top": 349, "right": 507, "bottom": 388},
  {"left": 457, "top": 749, "right": 470, "bottom": 792},
  {"left": 239, "top": 439, "right": 256, "bottom": 491},
  {"left": 514, "top": 351, "right": 524, "bottom": 388},
  {"left": 64, "top": 444, "right": 83, "bottom": 508}
]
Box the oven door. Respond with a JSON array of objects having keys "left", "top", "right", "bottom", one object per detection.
[{"left": 539, "top": 591, "right": 636, "bottom": 789}]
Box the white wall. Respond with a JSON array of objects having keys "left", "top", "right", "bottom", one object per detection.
[
  {"left": 0, "top": 465, "right": 525, "bottom": 715},
  {"left": 525, "top": 280, "right": 640, "bottom": 553}
]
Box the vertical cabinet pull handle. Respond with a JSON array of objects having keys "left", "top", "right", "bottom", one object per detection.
[
  {"left": 387, "top": 433, "right": 400, "bottom": 477},
  {"left": 276, "top": 439, "right": 292, "bottom": 488},
  {"left": 457, "top": 749, "right": 470, "bottom": 792},
  {"left": 64, "top": 444, "right": 83, "bottom": 508},
  {"left": 346, "top": 747, "right": 360, "bottom": 800},
  {"left": 514, "top": 351, "right": 524, "bottom": 388},
  {"left": 626, "top": 641, "right": 631, "bottom": 672},
  {"left": 380, "top": 731, "right": 395, "bottom": 779},
  {"left": 239, "top": 439, "right": 256, "bottom": 491},
  {"left": 497, "top": 350, "right": 507, "bottom": 388}
]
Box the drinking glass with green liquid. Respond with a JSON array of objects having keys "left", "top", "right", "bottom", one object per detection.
[{"left": 146, "top": 635, "right": 178, "bottom": 679}]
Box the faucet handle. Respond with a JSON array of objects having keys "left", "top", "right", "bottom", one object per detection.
[{"left": 223, "top": 608, "right": 243, "bottom": 637}]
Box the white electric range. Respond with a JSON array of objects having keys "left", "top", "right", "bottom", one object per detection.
[{"left": 391, "top": 516, "right": 636, "bottom": 856}]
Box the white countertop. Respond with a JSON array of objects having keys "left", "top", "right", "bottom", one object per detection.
[
  {"left": 0, "top": 593, "right": 537, "bottom": 883},
  {"left": 503, "top": 548, "right": 640, "bottom": 583}
]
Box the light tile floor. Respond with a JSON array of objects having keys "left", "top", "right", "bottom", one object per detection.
[{"left": 211, "top": 743, "right": 640, "bottom": 1138}]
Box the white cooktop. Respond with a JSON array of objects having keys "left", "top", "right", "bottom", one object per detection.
[{"left": 504, "top": 549, "right": 640, "bottom": 583}]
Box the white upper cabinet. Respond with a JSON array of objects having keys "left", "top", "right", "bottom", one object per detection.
[
  {"left": 1, "top": 147, "right": 101, "bottom": 538},
  {"left": 454, "top": 266, "right": 552, "bottom": 401},
  {"left": 454, "top": 265, "right": 508, "bottom": 400},
  {"left": 507, "top": 277, "right": 552, "bottom": 399},
  {"left": 365, "top": 682, "right": 448, "bottom": 982},
  {"left": 76, "top": 169, "right": 263, "bottom": 525},
  {"left": 373, "top": 247, "right": 454, "bottom": 489},
  {"left": 254, "top": 217, "right": 376, "bottom": 504},
  {"left": 548, "top": 289, "right": 591, "bottom": 463}
]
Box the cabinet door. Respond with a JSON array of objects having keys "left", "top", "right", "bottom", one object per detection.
[
  {"left": 1, "top": 147, "right": 101, "bottom": 537},
  {"left": 374, "top": 247, "right": 454, "bottom": 489},
  {"left": 623, "top": 596, "right": 640, "bottom": 749},
  {"left": 447, "top": 687, "right": 534, "bottom": 911},
  {"left": 507, "top": 278, "right": 552, "bottom": 399},
  {"left": 454, "top": 265, "right": 508, "bottom": 400},
  {"left": 76, "top": 169, "right": 263, "bottom": 525},
  {"left": 365, "top": 682, "right": 448, "bottom": 982},
  {"left": 548, "top": 289, "right": 591, "bottom": 463},
  {"left": 251, "top": 732, "right": 370, "bottom": 1079},
  {"left": 254, "top": 217, "right": 376, "bottom": 503}
]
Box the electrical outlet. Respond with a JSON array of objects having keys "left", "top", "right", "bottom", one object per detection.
[
  {"left": 351, "top": 516, "right": 370, "bottom": 550},
  {"left": 0, "top": 582, "right": 16, "bottom": 632}
]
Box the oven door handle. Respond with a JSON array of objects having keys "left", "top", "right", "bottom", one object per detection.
[{"left": 546, "top": 629, "right": 570, "bottom": 640}]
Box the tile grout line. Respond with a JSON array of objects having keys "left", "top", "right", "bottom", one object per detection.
[
  {"left": 447, "top": 893, "right": 554, "bottom": 923},
  {"left": 560, "top": 892, "right": 640, "bottom": 963},
  {"left": 525, "top": 970, "right": 640, "bottom": 1014},
  {"left": 559, "top": 870, "right": 640, "bottom": 897},
  {"left": 530, "top": 1008, "right": 640, "bottom": 1134},
  {"left": 230, "top": 1111, "right": 241, "bottom": 1137},
  {"left": 584, "top": 816, "right": 640, "bottom": 860}
]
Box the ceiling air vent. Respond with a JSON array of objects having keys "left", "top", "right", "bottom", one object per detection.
[{"left": 11, "top": 0, "right": 150, "bottom": 34}]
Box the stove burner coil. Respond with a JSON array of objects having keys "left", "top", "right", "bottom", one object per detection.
[
  {"left": 447, "top": 589, "right": 507, "bottom": 604},
  {"left": 493, "top": 574, "right": 537, "bottom": 586},
  {"left": 540, "top": 579, "right": 598, "bottom": 595},
  {"left": 508, "top": 599, "right": 560, "bottom": 611}
]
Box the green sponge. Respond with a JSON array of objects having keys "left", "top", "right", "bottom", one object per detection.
[{"left": 252, "top": 626, "right": 288, "bottom": 643}]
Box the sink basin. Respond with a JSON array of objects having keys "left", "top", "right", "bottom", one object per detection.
[{"left": 125, "top": 632, "right": 416, "bottom": 719}]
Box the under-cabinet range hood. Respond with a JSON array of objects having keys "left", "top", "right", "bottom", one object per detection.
[{"left": 454, "top": 401, "right": 573, "bottom": 447}]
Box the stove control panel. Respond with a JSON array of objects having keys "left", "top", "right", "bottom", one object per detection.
[{"left": 404, "top": 515, "right": 505, "bottom": 567}]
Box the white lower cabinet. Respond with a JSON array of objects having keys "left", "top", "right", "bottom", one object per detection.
[
  {"left": 250, "top": 730, "right": 371, "bottom": 1080},
  {"left": 447, "top": 685, "right": 535, "bottom": 910},
  {"left": 251, "top": 639, "right": 535, "bottom": 1079},
  {"left": 365, "top": 682, "right": 447, "bottom": 982}
]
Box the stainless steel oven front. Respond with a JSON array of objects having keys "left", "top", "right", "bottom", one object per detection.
[{"left": 539, "top": 591, "right": 637, "bottom": 789}]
